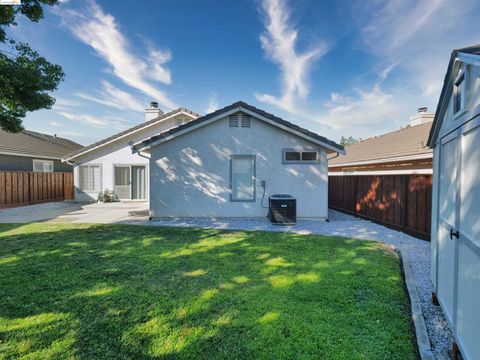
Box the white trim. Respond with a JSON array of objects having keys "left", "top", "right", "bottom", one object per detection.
[
  {"left": 328, "top": 168, "right": 432, "bottom": 176},
  {"left": 0, "top": 151, "right": 61, "bottom": 160},
  {"left": 63, "top": 110, "right": 197, "bottom": 161},
  {"left": 134, "top": 106, "right": 345, "bottom": 154},
  {"left": 456, "top": 52, "right": 480, "bottom": 67},
  {"left": 328, "top": 152, "right": 432, "bottom": 168}
]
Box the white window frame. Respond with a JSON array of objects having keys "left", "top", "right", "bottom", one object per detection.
[
  {"left": 33, "top": 159, "right": 54, "bottom": 173},
  {"left": 282, "top": 148, "right": 320, "bottom": 164},
  {"left": 230, "top": 155, "right": 256, "bottom": 202},
  {"left": 78, "top": 164, "right": 102, "bottom": 193},
  {"left": 453, "top": 68, "right": 466, "bottom": 115}
]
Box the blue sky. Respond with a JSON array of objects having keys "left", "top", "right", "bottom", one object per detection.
[{"left": 8, "top": 0, "right": 480, "bottom": 145}]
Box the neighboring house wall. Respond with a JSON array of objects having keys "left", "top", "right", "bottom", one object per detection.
[
  {"left": 0, "top": 154, "right": 72, "bottom": 172},
  {"left": 72, "top": 114, "right": 190, "bottom": 202},
  {"left": 148, "top": 114, "right": 328, "bottom": 218}
]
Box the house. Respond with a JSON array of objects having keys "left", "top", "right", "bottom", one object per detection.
[
  {"left": 328, "top": 107, "right": 434, "bottom": 176},
  {"left": 132, "top": 101, "right": 345, "bottom": 219},
  {"left": 0, "top": 129, "right": 82, "bottom": 172},
  {"left": 428, "top": 45, "right": 480, "bottom": 360},
  {"left": 62, "top": 102, "right": 199, "bottom": 202}
]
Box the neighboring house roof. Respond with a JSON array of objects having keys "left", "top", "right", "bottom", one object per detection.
[
  {"left": 132, "top": 101, "right": 345, "bottom": 154},
  {"left": 329, "top": 122, "right": 433, "bottom": 167},
  {"left": 63, "top": 107, "right": 200, "bottom": 161},
  {"left": 0, "top": 129, "right": 83, "bottom": 160},
  {"left": 428, "top": 45, "right": 480, "bottom": 147}
]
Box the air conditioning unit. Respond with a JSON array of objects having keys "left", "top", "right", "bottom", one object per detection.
[{"left": 268, "top": 194, "right": 296, "bottom": 225}]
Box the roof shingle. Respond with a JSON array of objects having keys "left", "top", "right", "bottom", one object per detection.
[{"left": 329, "top": 122, "right": 433, "bottom": 166}]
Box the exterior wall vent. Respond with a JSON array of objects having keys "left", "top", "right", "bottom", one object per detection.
[
  {"left": 241, "top": 114, "right": 251, "bottom": 128},
  {"left": 229, "top": 114, "right": 239, "bottom": 127}
]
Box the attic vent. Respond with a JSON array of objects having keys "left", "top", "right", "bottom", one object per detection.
[
  {"left": 229, "top": 114, "right": 239, "bottom": 127},
  {"left": 241, "top": 114, "right": 251, "bottom": 128}
]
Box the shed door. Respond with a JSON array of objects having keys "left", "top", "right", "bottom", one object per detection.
[
  {"left": 456, "top": 121, "right": 480, "bottom": 360},
  {"left": 436, "top": 133, "right": 458, "bottom": 326}
]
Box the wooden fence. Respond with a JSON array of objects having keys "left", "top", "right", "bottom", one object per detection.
[
  {"left": 329, "top": 175, "right": 432, "bottom": 240},
  {"left": 0, "top": 171, "right": 74, "bottom": 209}
]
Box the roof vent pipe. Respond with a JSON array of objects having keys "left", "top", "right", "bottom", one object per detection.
[{"left": 150, "top": 101, "right": 159, "bottom": 108}]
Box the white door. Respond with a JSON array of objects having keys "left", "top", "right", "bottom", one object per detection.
[
  {"left": 114, "top": 166, "right": 131, "bottom": 200},
  {"left": 436, "top": 132, "right": 459, "bottom": 326},
  {"left": 131, "top": 166, "right": 146, "bottom": 200},
  {"left": 455, "top": 120, "right": 480, "bottom": 360}
]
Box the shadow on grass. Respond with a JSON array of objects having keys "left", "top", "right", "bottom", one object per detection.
[{"left": 0, "top": 224, "right": 417, "bottom": 359}]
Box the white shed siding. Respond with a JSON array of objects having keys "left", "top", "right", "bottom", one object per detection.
[
  {"left": 148, "top": 114, "right": 328, "bottom": 218},
  {"left": 431, "top": 54, "right": 480, "bottom": 360},
  {"left": 72, "top": 114, "right": 189, "bottom": 201}
]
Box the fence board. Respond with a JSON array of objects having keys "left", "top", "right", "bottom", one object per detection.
[
  {"left": 0, "top": 171, "right": 73, "bottom": 208},
  {"left": 329, "top": 174, "right": 432, "bottom": 240}
]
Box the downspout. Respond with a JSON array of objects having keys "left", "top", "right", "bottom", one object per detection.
[{"left": 327, "top": 152, "right": 340, "bottom": 161}]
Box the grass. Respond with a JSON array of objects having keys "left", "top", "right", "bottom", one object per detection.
[{"left": 0, "top": 223, "right": 417, "bottom": 359}]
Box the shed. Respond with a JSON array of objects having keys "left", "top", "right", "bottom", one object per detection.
[{"left": 428, "top": 45, "right": 480, "bottom": 360}]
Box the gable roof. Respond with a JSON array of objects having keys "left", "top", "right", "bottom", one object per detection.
[
  {"left": 329, "top": 122, "right": 433, "bottom": 167},
  {"left": 427, "top": 45, "right": 480, "bottom": 147},
  {"left": 132, "top": 101, "right": 345, "bottom": 154},
  {"left": 63, "top": 107, "right": 199, "bottom": 161},
  {"left": 0, "top": 129, "right": 83, "bottom": 160}
]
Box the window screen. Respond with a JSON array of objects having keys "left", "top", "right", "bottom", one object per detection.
[
  {"left": 79, "top": 165, "right": 101, "bottom": 192},
  {"left": 284, "top": 150, "right": 319, "bottom": 163},
  {"left": 33, "top": 159, "right": 53, "bottom": 172},
  {"left": 231, "top": 155, "right": 255, "bottom": 201},
  {"left": 454, "top": 74, "right": 464, "bottom": 114}
]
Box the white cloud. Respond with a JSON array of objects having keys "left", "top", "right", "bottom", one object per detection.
[
  {"left": 206, "top": 94, "right": 219, "bottom": 114},
  {"left": 318, "top": 85, "right": 408, "bottom": 131},
  {"left": 58, "top": 111, "right": 109, "bottom": 127},
  {"left": 58, "top": 0, "right": 176, "bottom": 110},
  {"left": 76, "top": 81, "right": 144, "bottom": 112},
  {"left": 256, "top": 0, "right": 328, "bottom": 113}
]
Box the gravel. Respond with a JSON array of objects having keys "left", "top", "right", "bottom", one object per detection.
[{"left": 131, "top": 210, "right": 453, "bottom": 359}]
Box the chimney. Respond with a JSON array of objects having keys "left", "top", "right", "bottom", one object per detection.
[
  {"left": 144, "top": 101, "right": 163, "bottom": 122},
  {"left": 409, "top": 107, "right": 434, "bottom": 127}
]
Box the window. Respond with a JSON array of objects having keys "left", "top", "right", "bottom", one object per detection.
[
  {"left": 230, "top": 155, "right": 255, "bottom": 201},
  {"left": 33, "top": 159, "right": 53, "bottom": 172},
  {"left": 79, "top": 164, "right": 101, "bottom": 192},
  {"left": 283, "top": 149, "right": 319, "bottom": 163},
  {"left": 454, "top": 72, "right": 465, "bottom": 114}
]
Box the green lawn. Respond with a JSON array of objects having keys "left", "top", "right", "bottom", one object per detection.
[{"left": 0, "top": 223, "right": 417, "bottom": 359}]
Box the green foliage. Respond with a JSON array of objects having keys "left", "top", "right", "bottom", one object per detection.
[
  {"left": 0, "top": 224, "right": 417, "bottom": 359},
  {"left": 339, "top": 136, "right": 359, "bottom": 146},
  {"left": 0, "top": 0, "right": 63, "bottom": 132}
]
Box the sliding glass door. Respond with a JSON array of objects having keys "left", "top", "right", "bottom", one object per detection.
[{"left": 131, "top": 166, "right": 146, "bottom": 200}]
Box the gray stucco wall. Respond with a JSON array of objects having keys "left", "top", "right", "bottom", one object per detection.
[
  {"left": 0, "top": 154, "right": 72, "bottom": 172},
  {"left": 148, "top": 113, "right": 329, "bottom": 218}
]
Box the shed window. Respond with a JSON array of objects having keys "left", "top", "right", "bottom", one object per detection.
[
  {"left": 283, "top": 150, "right": 319, "bottom": 163},
  {"left": 33, "top": 159, "right": 53, "bottom": 173},
  {"left": 454, "top": 72, "right": 465, "bottom": 114},
  {"left": 230, "top": 155, "right": 255, "bottom": 201},
  {"left": 79, "top": 165, "right": 101, "bottom": 192}
]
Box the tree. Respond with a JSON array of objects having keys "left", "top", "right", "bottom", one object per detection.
[
  {"left": 0, "top": 0, "right": 64, "bottom": 132},
  {"left": 339, "top": 136, "right": 359, "bottom": 146}
]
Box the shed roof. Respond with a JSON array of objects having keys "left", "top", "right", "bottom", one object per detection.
[
  {"left": 427, "top": 45, "right": 480, "bottom": 146},
  {"left": 132, "top": 101, "right": 345, "bottom": 154},
  {"left": 329, "top": 122, "right": 432, "bottom": 167},
  {"left": 0, "top": 129, "right": 83, "bottom": 160}
]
